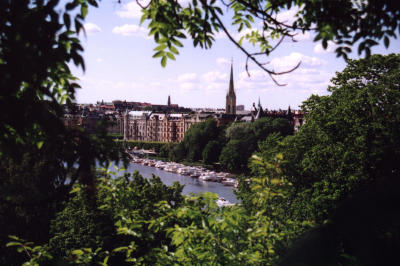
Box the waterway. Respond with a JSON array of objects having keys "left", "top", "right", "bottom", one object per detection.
[{"left": 120, "top": 162, "right": 238, "bottom": 203}]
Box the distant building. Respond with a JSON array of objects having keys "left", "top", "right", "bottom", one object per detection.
[
  {"left": 64, "top": 63, "right": 304, "bottom": 142},
  {"left": 236, "top": 105, "right": 245, "bottom": 111},
  {"left": 123, "top": 111, "right": 212, "bottom": 143}
]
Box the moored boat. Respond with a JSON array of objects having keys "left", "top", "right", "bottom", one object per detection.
[{"left": 216, "top": 197, "right": 234, "bottom": 207}]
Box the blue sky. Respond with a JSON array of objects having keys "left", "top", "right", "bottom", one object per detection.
[{"left": 72, "top": 1, "right": 399, "bottom": 110}]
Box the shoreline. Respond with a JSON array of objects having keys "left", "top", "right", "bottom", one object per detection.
[{"left": 126, "top": 149, "right": 238, "bottom": 188}]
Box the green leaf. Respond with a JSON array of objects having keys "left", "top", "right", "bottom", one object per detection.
[
  {"left": 171, "top": 38, "right": 183, "bottom": 47},
  {"left": 140, "top": 14, "right": 147, "bottom": 25},
  {"left": 161, "top": 56, "right": 167, "bottom": 67},
  {"left": 113, "top": 246, "right": 128, "bottom": 252},
  {"left": 153, "top": 51, "right": 164, "bottom": 58},
  {"left": 166, "top": 52, "right": 176, "bottom": 60},
  {"left": 384, "top": 36, "right": 389, "bottom": 48},
  {"left": 169, "top": 45, "right": 179, "bottom": 54},
  {"left": 154, "top": 44, "right": 167, "bottom": 51},
  {"left": 64, "top": 14, "right": 71, "bottom": 29},
  {"left": 37, "top": 141, "right": 44, "bottom": 149},
  {"left": 6, "top": 242, "right": 21, "bottom": 247},
  {"left": 322, "top": 39, "right": 328, "bottom": 49},
  {"left": 72, "top": 249, "right": 84, "bottom": 256},
  {"left": 81, "top": 5, "right": 88, "bottom": 18},
  {"left": 69, "top": 187, "right": 81, "bottom": 194}
]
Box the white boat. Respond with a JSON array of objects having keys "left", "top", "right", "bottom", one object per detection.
[
  {"left": 190, "top": 170, "right": 201, "bottom": 178},
  {"left": 221, "top": 178, "right": 237, "bottom": 186},
  {"left": 177, "top": 167, "right": 190, "bottom": 175},
  {"left": 199, "top": 172, "right": 220, "bottom": 182},
  {"left": 155, "top": 162, "right": 165, "bottom": 169},
  {"left": 216, "top": 197, "right": 234, "bottom": 207}
]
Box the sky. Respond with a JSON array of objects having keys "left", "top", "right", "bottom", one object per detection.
[{"left": 71, "top": 1, "right": 400, "bottom": 110}]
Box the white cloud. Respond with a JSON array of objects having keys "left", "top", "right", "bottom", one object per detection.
[
  {"left": 216, "top": 57, "right": 231, "bottom": 66},
  {"left": 234, "top": 50, "right": 333, "bottom": 103},
  {"left": 96, "top": 58, "right": 103, "bottom": 63},
  {"left": 239, "top": 69, "right": 269, "bottom": 82},
  {"left": 169, "top": 71, "right": 229, "bottom": 94},
  {"left": 276, "top": 7, "right": 299, "bottom": 25},
  {"left": 302, "top": 55, "right": 327, "bottom": 66},
  {"left": 177, "top": 73, "right": 197, "bottom": 82},
  {"left": 269, "top": 66, "right": 333, "bottom": 89},
  {"left": 201, "top": 71, "right": 227, "bottom": 83},
  {"left": 269, "top": 52, "right": 326, "bottom": 72},
  {"left": 204, "top": 82, "right": 225, "bottom": 91},
  {"left": 84, "top": 23, "right": 101, "bottom": 35},
  {"left": 314, "top": 41, "right": 338, "bottom": 54},
  {"left": 116, "top": 0, "right": 150, "bottom": 19},
  {"left": 179, "top": 82, "right": 197, "bottom": 93},
  {"left": 112, "top": 24, "right": 150, "bottom": 38}
]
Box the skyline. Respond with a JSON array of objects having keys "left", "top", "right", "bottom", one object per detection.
[{"left": 72, "top": 1, "right": 400, "bottom": 110}]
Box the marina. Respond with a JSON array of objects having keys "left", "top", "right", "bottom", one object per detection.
[
  {"left": 130, "top": 155, "right": 238, "bottom": 187},
  {"left": 118, "top": 151, "right": 239, "bottom": 204}
]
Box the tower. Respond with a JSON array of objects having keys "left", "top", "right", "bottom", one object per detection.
[
  {"left": 255, "top": 97, "right": 265, "bottom": 120},
  {"left": 226, "top": 62, "right": 236, "bottom": 115},
  {"left": 167, "top": 95, "right": 171, "bottom": 107}
]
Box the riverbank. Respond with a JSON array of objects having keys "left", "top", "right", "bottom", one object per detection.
[{"left": 127, "top": 150, "right": 238, "bottom": 187}]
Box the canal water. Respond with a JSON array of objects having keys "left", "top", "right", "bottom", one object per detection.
[{"left": 119, "top": 162, "right": 238, "bottom": 203}]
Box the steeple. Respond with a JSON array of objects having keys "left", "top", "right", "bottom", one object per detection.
[
  {"left": 167, "top": 95, "right": 171, "bottom": 107},
  {"left": 225, "top": 60, "right": 236, "bottom": 115},
  {"left": 227, "top": 61, "right": 236, "bottom": 98},
  {"left": 255, "top": 97, "right": 265, "bottom": 120}
]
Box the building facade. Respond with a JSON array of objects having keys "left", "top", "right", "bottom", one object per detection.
[{"left": 123, "top": 111, "right": 212, "bottom": 143}]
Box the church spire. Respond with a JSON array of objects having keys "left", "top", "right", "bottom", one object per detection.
[
  {"left": 225, "top": 60, "right": 236, "bottom": 115},
  {"left": 256, "top": 97, "right": 265, "bottom": 120},
  {"left": 167, "top": 95, "right": 171, "bottom": 107},
  {"left": 227, "top": 60, "right": 236, "bottom": 97}
]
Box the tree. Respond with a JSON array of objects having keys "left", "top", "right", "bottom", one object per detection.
[
  {"left": 0, "top": 1, "right": 124, "bottom": 264},
  {"left": 272, "top": 54, "right": 400, "bottom": 264},
  {"left": 48, "top": 170, "right": 185, "bottom": 264},
  {"left": 219, "top": 139, "right": 248, "bottom": 172},
  {"left": 169, "top": 142, "right": 186, "bottom": 162},
  {"left": 220, "top": 118, "right": 292, "bottom": 172},
  {"left": 0, "top": 151, "right": 68, "bottom": 265},
  {"left": 177, "top": 118, "right": 224, "bottom": 162},
  {"left": 281, "top": 54, "right": 400, "bottom": 222},
  {"left": 140, "top": 0, "right": 400, "bottom": 84},
  {"left": 202, "top": 140, "right": 222, "bottom": 164}
]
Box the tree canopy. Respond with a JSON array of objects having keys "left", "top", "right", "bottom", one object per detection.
[
  {"left": 220, "top": 117, "right": 293, "bottom": 172},
  {"left": 140, "top": 0, "right": 400, "bottom": 84},
  {"left": 0, "top": 1, "right": 124, "bottom": 263}
]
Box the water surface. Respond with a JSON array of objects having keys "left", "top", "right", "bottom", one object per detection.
[{"left": 120, "top": 162, "right": 238, "bottom": 203}]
